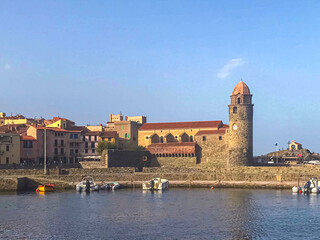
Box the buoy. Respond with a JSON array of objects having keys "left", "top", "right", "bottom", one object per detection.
[
  {"left": 211, "top": 186, "right": 214, "bottom": 189},
  {"left": 299, "top": 190, "right": 302, "bottom": 193}
]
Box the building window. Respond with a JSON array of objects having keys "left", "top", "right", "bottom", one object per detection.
[
  {"left": 94, "top": 136, "right": 97, "bottom": 141},
  {"left": 70, "top": 142, "right": 74, "bottom": 147},
  {"left": 70, "top": 149, "right": 74, "bottom": 155},
  {"left": 89, "top": 136, "right": 91, "bottom": 141},
  {"left": 108, "top": 137, "right": 111, "bottom": 141},
  {"left": 82, "top": 136, "right": 85, "bottom": 141},
  {"left": 233, "top": 107, "right": 237, "bottom": 114},
  {"left": 202, "top": 136, "right": 206, "bottom": 141},
  {"left": 85, "top": 142, "right": 88, "bottom": 148},
  {"left": 70, "top": 134, "right": 73, "bottom": 139},
  {"left": 92, "top": 149, "right": 95, "bottom": 153},
  {"left": 219, "top": 136, "right": 222, "bottom": 140},
  {"left": 75, "top": 142, "right": 79, "bottom": 147},
  {"left": 91, "top": 142, "right": 95, "bottom": 148},
  {"left": 69, "top": 157, "right": 73, "bottom": 164},
  {"left": 54, "top": 148, "right": 58, "bottom": 154},
  {"left": 75, "top": 149, "right": 78, "bottom": 154},
  {"left": 237, "top": 97, "right": 241, "bottom": 104},
  {"left": 61, "top": 148, "right": 64, "bottom": 154},
  {"left": 23, "top": 141, "right": 33, "bottom": 148},
  {"left": 74, "top": 134, "right": 78, "bottom": 139},
  {"left": 61, "top": 140, "right": 64, "bottom": 146},
  {"left": 85, "top": 149, "right": 88, "bottom": 153},
  {"left": 55, "top": 132, "right": 58, "bottom": 137},
  {"left": 6, "top": 145, "right": 9, "bottom": 151},
  {"left": 54, "top": 140, "right": 58, "bottom": 146},
  {"left": 6, "top": 157, "right": 9, "bottom": 164},
  {"left": 160, "top": 136, "right": 164, "bottom": 143},
  {"left": 190, "top": 136, "right": 193, "bottom": 142}
]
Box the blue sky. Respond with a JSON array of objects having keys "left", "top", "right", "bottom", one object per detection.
[{"left": 1, "top": 1, "right": 320, "bottom": 155}]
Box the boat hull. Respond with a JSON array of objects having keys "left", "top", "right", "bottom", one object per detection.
[
  {"left": 143, "top": 178, "right": 169, "bottom": 190},
  {"left": 37, "top": 184, "right": 55, "bottom": 192}
]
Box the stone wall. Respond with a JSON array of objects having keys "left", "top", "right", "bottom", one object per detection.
[
  {"left": 151, "top": 157, "right": 197, "bottom": 168},
  {"left": 105, "top": 150, "right": 151, "bottom": 169},
  {"left": 195, "top": 135, "right": 228, "bottom": 167}
]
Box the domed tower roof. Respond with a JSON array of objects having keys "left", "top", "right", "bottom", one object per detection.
[{"left": 232, "top": 80, "right": 250, "bottom": 95}]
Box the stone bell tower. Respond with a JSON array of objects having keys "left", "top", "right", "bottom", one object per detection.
[{"left": 228, "top": 80, "right": 253, "bottom": 166}]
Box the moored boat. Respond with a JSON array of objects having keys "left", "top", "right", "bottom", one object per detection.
[
  {"left": 143, "top": 178, "right": 169, "bottom": 191},
  {"left": 293, "top": 178, "right": 320, "bottom": 194},
  {"left": 76, "top": 176, "right": 99, "bottom": 192},
  {"left": 36, "top": 184, "right": 55, "bottom": 192},
  {"left": 100, "top": 182, "right": 120, "bottom": 191}
]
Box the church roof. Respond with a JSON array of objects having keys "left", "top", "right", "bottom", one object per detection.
[
  {"left": 139, "top": 121, "right": 223, "bottom": 131},
  {"left": 232, "top": 80, "right": 250, "bottom": 95}
]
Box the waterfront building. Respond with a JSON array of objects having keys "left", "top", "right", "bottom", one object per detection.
[
  {"left": 0, "top": 133, "right": 20, "bottom": 165},
  {"left": 138, "top": 80, "right": 253, "bottom": 167},
  {"left": 26, "top": 126, "right": 82, "bottom": 165},
  {"left": 106, "top": 113, "right": 145, "bottom": 149}
]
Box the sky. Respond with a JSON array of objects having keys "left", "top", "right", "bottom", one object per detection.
[{"left": 1, "top": 1, "right": 320, "bottom": 155}]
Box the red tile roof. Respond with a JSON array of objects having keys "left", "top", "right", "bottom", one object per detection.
[
  {"left": 195, "top": 130, "right": 226, "bottom": 136},
  {"left": 232, "top": 80, "right": 251, "bottom": 95},
  {"left": 52, "top": 117, "right": 75, "bottom": 124},
  {"left": 35, "top": 127, "right": 80, "bottom": 133},
  {"left": 139, "top": 121, "right": 223, "bottom": 131},
  {"left": 21, "top": 136, "right": 36, "bottom": 141},
  {"left": 147, "top": 142, "right": 196, "bottom": 154},
  {"left": 100, "top": 131, "right": 117, "bottom": 138},
  {"left": 83, "top": 131, "right": 102, "bottom": 136}
]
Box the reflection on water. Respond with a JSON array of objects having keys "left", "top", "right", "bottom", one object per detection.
[{"left": 1, "top": 189, "right": 320, "bottom": 239}]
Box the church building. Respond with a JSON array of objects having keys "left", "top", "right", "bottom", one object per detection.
[{"left": 138, "top": 80, "right": 253, "bottom": 167}]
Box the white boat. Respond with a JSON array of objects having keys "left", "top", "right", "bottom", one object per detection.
[
  {"left": 292, "top": 186, "right": 301, "bottom": 193},
  {"left": 143, "top": 178, "right": 169, "bottom": 191},
  {"left": 100, "top": 182, "right": 120, "bottom": 191},
  {"left": 293, "top": 178, "right": 320, "bottom": 194},
  {"left": 76, "top": 176, "right": 99, "bottom": 192}
]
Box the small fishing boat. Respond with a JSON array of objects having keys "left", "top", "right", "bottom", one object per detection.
[
  {"left": 36, "top": 184, "right": 55, "bottom": 193},
  {"left": 292, "top": 178, "right": 320, "bottom": 194},
  {"left": 100, "top": 182, "right": 120, "bottom": 191},
  {"left": 143, "top": 178, "right": 169, "bottom": 191},
  {"left": 76, "top": 176, "right": 99, "bottom": 192}
]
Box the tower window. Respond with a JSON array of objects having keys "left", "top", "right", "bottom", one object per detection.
[
  {"left": 233, "top": 107, "right": 237, "bottom": 113},
  {"left": 160, "top": 136, "right": 164, "bottom": 143},
  {"left": 219, "top": 136, "right": 222, "bottom": 140},
  {"left": 237, "top": 98, "right": 241, "bottom": 104},
  {"left": 202, "top": 136, "right": 206, "bottom": 141}
]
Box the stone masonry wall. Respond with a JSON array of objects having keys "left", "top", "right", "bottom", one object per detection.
[{"left": 195, "top": 135, "right": 228, "bottom": 167}]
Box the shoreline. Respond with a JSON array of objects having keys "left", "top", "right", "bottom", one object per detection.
[{"left": 0, "top": 177, "right": 298, "bottom": 192}]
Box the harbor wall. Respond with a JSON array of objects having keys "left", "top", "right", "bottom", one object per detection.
[{"left": 1, "top": 166, "right": 320, "bottom": 191}]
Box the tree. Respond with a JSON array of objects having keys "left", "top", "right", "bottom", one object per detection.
[{"left": 96, "top": 141, "right": 117, "bottom": 155}]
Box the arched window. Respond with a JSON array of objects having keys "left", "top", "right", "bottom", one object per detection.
[
  {"left": 233, "top": 107, "right": 237, "bottom": 113},
  {"left": 237, "top": 97, "right": 241, "bottom": 104},
  {"left": 190, "top": 135, "right": 193, "bottom": 142},
  {"left": 160, "top": 136, "right": 164, "bottom": 143}
]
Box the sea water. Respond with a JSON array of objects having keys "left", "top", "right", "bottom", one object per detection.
[{"left": 0, "top": 189, "right": 319, "bottom": 239}]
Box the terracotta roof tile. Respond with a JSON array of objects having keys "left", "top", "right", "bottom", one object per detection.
[
  {"left": 195, "top": 130, "right": 226, "bottom": 136},
  {"left": 139, "top": 121, "right": 223, "bottom": 131},
  {"left": 232, "top": 80, "right": 251, "bottom": 95},
  {"left": 21, "top": 136, "right": 36, "bottom": 141},
  {"left": 147, "top": 142, "right": 196, "bottom": 154},
  {"left": 100, "top": 131, "right": 117, "bottom": 138}
]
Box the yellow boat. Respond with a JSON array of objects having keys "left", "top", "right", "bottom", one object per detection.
[{"left": 36, "top": 184, "right": 55, "bottom": 192}]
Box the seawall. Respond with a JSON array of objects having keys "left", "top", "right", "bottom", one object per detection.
[{"left": 0, "top": 165, "right": 318, "bottom": 191}]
